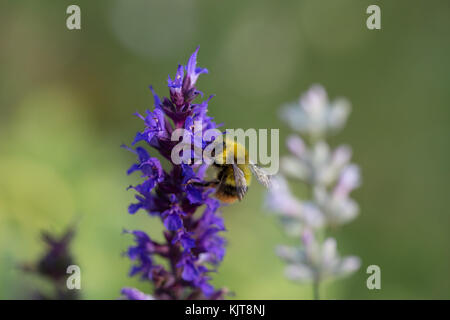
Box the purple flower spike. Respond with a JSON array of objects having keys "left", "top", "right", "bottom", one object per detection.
[
  {"left": 21, "top": 226, "right": 80, "bottom": 300},
  {"left": 268, "top": 85, "right": 361, "bottom": 299},
  {"left": 122, "top": 48, "right": 227, "bottom": 300}
]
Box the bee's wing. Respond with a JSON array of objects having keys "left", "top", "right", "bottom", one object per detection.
[
  {"left": 232, "top": 163, "right": 248, "bottom": 201},
  {"left": 249, "top": 163, "right": 271, "bottom": 188}
]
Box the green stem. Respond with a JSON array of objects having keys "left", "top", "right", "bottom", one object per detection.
[{"left": 313, "top": 277, "right": 320, "bottom": 300}]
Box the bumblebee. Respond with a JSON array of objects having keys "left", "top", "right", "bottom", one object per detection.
[{"left": 190, "top": 138, "right": 271, "bottom": 203}]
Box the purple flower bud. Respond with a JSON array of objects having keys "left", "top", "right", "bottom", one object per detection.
[
  {"left": 301, "top": 228, "right": 314, "bottom": 246},
  {"left": 185, "top": 46, "right": 208, "bottom": 87},
  {"left": 286, "top": 134, "right": 306, "bottom": 158},
  {"left": 334, "top": 164, "right": 361, "bottom": 198}
]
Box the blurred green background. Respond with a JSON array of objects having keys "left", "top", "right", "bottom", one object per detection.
[{"left": 1, "top": 0, "right": 449, "bottom": 299}]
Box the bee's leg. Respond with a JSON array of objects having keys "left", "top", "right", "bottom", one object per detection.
[{"left": 188, "top": 180, "right": 220, "bottom": 188}]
